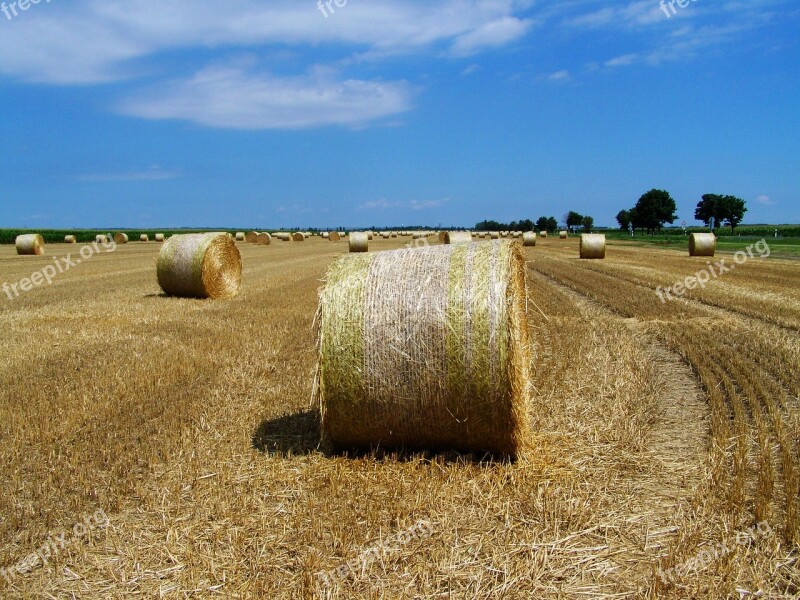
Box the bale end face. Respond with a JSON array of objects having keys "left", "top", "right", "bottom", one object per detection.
[
  {"left": 579, "top": 234, "right": 606, "bottom": 259},
  {"left": 316, "top": 240, "right": 532, "bottom": 458},
  {"left": 114, "top": 233, "right": 129, "bottom": 244},
  {"left": 328, "top": 232, "right": 341, "bottom": 242},
  {"left": 16, "top": 234, "right": 45, "bottom": 256},
  {"left": 255, "top": 232, "right": 272, "bottom": 246},
  {"left": 349, "top": 232, "right": 369, "bottom": 253},
  {"left": 689, "top": 233, "right": 716, "bottom": 257},
  {"left": 157, "top": 232, "right": 242, "bottom": 300}
]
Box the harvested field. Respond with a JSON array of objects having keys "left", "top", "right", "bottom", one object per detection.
[{"left": 0, "top": 236, "right": 798, "bottom": 598}]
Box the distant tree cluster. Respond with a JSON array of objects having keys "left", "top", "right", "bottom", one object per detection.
[
  {"left": 694, "top": 194, "right": 747, "bottom": 230},
  {"left": 535, "top": 216, "right": 559, "bottom": 233},
  {"left": 563, "top": 211, "right": 595, "bottom": 233},
  {"left": 475, "top": 219, "right": 535, "bottom": 232},
  {"left": 616, "top": 190, "right": 747, "bottom": 233}
]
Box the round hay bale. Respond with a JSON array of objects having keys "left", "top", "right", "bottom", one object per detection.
[
  {"left": 512, "top": 231, "right": 522, "bottom": 238},
  {"left": 96, "top": 234, "right": 109, "bottom": 244},
  {"left": 316, "top": 240, "right": 531, "bottom": 457},
  {"left": 140, "top": 234, "right": 150, "bottom": 242},
  {"left": 390, "top": 232, "right": 398, "bottom": 238},
  {"left": 559, "top": 231, "right": 568, "bottom": 239},
  {"left": 349, "top": 232, "right": 369, "bottom": 253},
  {"left": 489, "top": 232, "right": 500, "bottom": 240},
  {"left": 522, "top": 232, "right": 536, "bottom": 247},
  {"left": 64, "top": 235, "right": 77, "bottom": 244},
  {"left": 256, "top": 232, "right": 272, "bottom": 246},
  {"left": 157, "top": 232, "right": 242, "bottom": 300},
  {"left": 438, "top": 231, "right": 447, "bottom": 243},
  {"left": 367, "top": 231, "right": 374, "bottom": 240},
  {"left": 322, "top": 232, "right": 330, "bottom": 239},
  {"left": 381, "top": 232, "right": 390, "bottom": 239},
  {"left": 689, "top": 233, "right": 716, "bottom": 257},
  {"left": 16, "top": 234, "right": 45, "bottom": 256},
  {"left": 245, "top": 231, "right": 258, "bottom": 243},
  {"left": 444, "top": 231, "right": 473, "bottom": 245},
  {"left": 155, "top": 233, "right": 165, "bottom": 242},
  {"left": 114, "top": 232, "right": 129, "bottom": 244},
  {"left": 580, "top": 234, "right": 606, "bottom": 259},
  {"left": 236, "top": 232, "right": 246, "bottom": 242},
  {"left": 539, "top": 231, "right": 548, "bottom": 238},
  {"left": 292, "top": 232, "right": 306, "bottom": 242},
  {"left": 329, "top": 231, "right": 341, "bottom": 242}
]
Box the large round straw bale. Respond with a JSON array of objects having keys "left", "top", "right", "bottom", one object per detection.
[
  {"left": 140, "top": 234, "right": 150, "bottom": 242},
  {"left": 329, "top": 231, "right": 341, "bottom": 242},
  {"left": 256, "top": 232, "right": 272, "bottom": 245},
  {"left": 580, "top": 234, "right": 606, "bottom": 259},
  {"left": 445, "top": 231, "right": 473, "bottom": 245},
  {"left": 245, "top": 231, "right": 258, "bottom": 243},
  {"left": 689, "top": 233, "right": 716, "bottom": 257},
  {"left": 349, "top": 232, "right": 369, "bottom": 253},
  {"left": 157, "top": 232, "right": 242, "bottom": 299},
  {"left": 155, "top": 233, "right": 165, "bottom": 242},
  {"left": 236, "top": 232, "right": 246, "bottom": 241},
  {"left": 522, "top": 232, "right": 536, "bottom": 247},
  {"left": 96, "top": 234, "right": 109, "bottom": 244},
  {"left": 114, "top": 232, "right": 129, "bottom": 244},
  {"left": 438, "top": 231, "right": 447, "bottom": 243},
  {"left": 292, "top": 232, "right": 306, "bottom": 242},
  {"left": 559, "top": 231, "right": 568, "bottom": 239},
  {"left": 539, "top": 231, "right": 547, "bottom": 238},
  {"left": 64, "top": 235, "right": 77, "bottom": 244},
  {"left": 16, "top": 234, "right": 45, "bottom": 256},
  {"left": 316, "top": 240, "right": 531, "bottom": 457}
]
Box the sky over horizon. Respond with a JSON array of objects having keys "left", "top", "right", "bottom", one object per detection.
[{"left": 0, "top": 0, "right": 798, "bottom": 229}]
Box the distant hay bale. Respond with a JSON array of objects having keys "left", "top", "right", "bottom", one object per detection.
[
  {"left": 367, "top": 232, "right": 374, "bottom": 240},
  {"left": 155, "top": 233, "right": 165, "bottom": 242},
  {"left": 236, "top": 232, "right": 246, "bottom": 241},
  {"left": 329, "top": 231, "right": 341, "bottom": 242},
  {"left": 316, "top": 240, "right": 531, "bottom": 457},
  {"left": 349, "top": 232, "right": 369, "bottom": 253},
  {"left": 390, "top": 232, "right": 398, "bottom": 238},
  {"left": 157, "top": 232, "right": 242, "bottom": 300},
  {"left": 559, "top": 231, "right": 568, "bottom": 239},
  {"left": 96, "top": 235, "right": 109, "bottom": 244},
  {"left": 438, "top": 231, "right": 447, "bottom": 243},
  {"left": 64, "top": 235, "right": 77, "bottom": 244},
  {"left": 256, "top": 232, "right": 272, "bottom": 246},
  {"left": 140, "top": 234, "right": 150, "bottom": 242},
  {"left": 292, "top": 232, "right": 306, "bottom": 242},
  {"left": 16, "top": 234, "right": 45, "bottom": 256},
  {"left": 445, "top": 231, "right": 473, "bottom": 245},
  {"left": 114, "top": 233, "right": 129, "bottom": 244},
  {"left": 322, "top": 232, "right": 330, "bottom": 239},
  {"left": 580, "top": 234, "right": 606, "bottom": 259},
  {"left": 381, "top": 232, "right": 390, "bottom": 239},
  {"left": 539, "top": 231, "right": 548, "bottom": 238},
  {"left": 522, "top": 232, "right": 536, "bottom": 247},
  {"left": 245, "top": 231, "right": 258, "bottom": 243},
  {"left": 512, "top": 232, "right": 522, "bottom": 238},
  {"left": 489, "top": 232, "right": 500, "bottom": 240},
  {"left": 689, "top": 233, "right": 716, "bottom": 257}
]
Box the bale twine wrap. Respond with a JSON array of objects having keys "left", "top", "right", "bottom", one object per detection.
[
  {"left": 140, "top": 234, "right": 150, "bottom": 242},
  {"left": 539, "top": 231, "right": 547, "bottom": 238},
  {"left": 316, "top": 240, "right": 532, "bottom": 457},
  {"left": 235, "top": 232, "right": 246, "bottom": 241},
  {"left": 445, "top": 231, "right": 473, "bottom": 245},
  {"left": 580, "top": 234, "right": 606, "bottom": 259},
  {"left": 522, "top": 232, "right": 536, "bottom": 247},
  {"left": 329, "top": 231, "right": 341, "bottom": 242},
  {"left": 16, "top": 234, "right": 45, "bottom": 256},
  {"left": 559, "top": 231, "right": 568, "bottom": 239},
  {"left": 96, "top": 234, "right": 109, "bottom": 244},
  {"left": 64, "top": 235, "right": 77, "bottom": 244},
  {"left": 256, "top": 232, "right": 272, "bottom": 245},
  {"left": 349, "top": 232, "right": 369, "bottom": 253},
  {"left": 689, "top": 233, "right": 716, "bottom": 257},
  {"left": 114, "top": 232, "right": 129, "bottom": 244},
  {"left": 292, "top": 232, "right": 306, "bottom": 242},
  {"left": 157, "top": 232, "right": 242, "bottom": 300}
]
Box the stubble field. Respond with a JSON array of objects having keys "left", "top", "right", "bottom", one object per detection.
[{"left": 0, "top": 235, "right": 798, "bottom": 598}]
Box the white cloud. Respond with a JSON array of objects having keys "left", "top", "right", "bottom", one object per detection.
[
  {"left": 450, "top": 16, "right": 534, "bottom": 56},
  {"left": 461, "top": 64, "right": 481, "bottom": 76},
  {"left": 359, "top": 198, "right": 449, "bottom": 211},
  {"left": 605, "top": 53, "right": 639, "bottom": 68},
  {"left": 755, "top": 194, "right": 776, "bottom": 205},
  {"left": 547, "top": 69, "right": 570, "bottom": 81},
  {"left": 117, "top": 66, "right": 414, "bottom": 129}
]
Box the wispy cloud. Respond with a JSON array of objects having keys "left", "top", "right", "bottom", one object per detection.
[
  {"left": 77, "top": 167, "right": 181, "bottom": 182},
  {"left": 547, "top": 69, "right": 570, "bottom": 81},
  {"left": 755, "top": 194, "right": 776, "bottom": 205},
  {"left": 359, "top": 198, "right": 449, "bottom": 211}
]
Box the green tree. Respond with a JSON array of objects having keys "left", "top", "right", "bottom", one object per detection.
[
  {"left": 535, "top": 217, "right": 549, "bottom": 232},
  {"left": 695, "top": 194, "right": 747, "bottom": 230},
  {"left": 581, "top": 215, "right": 594, "bottom": 232},
  {"left": 565, "top": 211, "right": 583, "bottom": 232},
  {"left": 633, "top": 189, "right": 678, "bottom": 234},
  {"left": 616, "top": 209, "right": 632, "bottom": 231},
  {"left": 546, "top": 217, "right": 558, "bottom": 232}
]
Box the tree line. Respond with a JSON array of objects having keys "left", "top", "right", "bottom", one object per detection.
[{"left": 616, "top": 190, "right": 747, "bottom": 234}]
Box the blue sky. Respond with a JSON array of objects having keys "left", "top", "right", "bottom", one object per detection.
[{"left": 0, "top": 0, "right": 797, "bottom": 229}]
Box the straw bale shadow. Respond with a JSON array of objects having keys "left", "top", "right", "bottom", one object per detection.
[{"left": 252, "top": 410, "right": 321, "bottom": 456}]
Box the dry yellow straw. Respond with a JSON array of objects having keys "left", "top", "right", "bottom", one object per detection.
[
  {"left": 64, "top": 235, "right": 77, "bottom": 244},
  {"left": 236, "top": 232, "right": 246, "bottom": 241},
  {"left": 292, "top": 232, "right": 306, "bottom": 242},
  {"left": 579, "top": 234, "right": 606, "bottom": 259},
  {"left": 245, "top": 231, "right": 258, "bottom": 243},
  {"left": 256, "top": 232, "right": 272, "bottom": 245},
  {"left": 522, "top": 232, "right": 536, "bottom": 247},
  {"left": 316, "top": 240, "right": 532, "bottom": 457},
  {"left": 157, "top": 232, "right": 242, "bottom": 299},
  {"left": 689, "top": 233, "right": 716, "bottom": 257},
  {"left": 349, "top": 232, "right": 369, "bottom": 253},
  {"left": 16, "top": 234, "right": 45, "bottom": 256},
  {"left": 140, "top": 234, "right": 150, "bottom": 242},
  {"left": 114, "top": 233, "right": 129, "bottom": 244},
  {"left": 445, "top": 231, "right": 473, "bottom": 245},
  {"left": 329, "top": 231, "right": 341, "bottom": 242}
]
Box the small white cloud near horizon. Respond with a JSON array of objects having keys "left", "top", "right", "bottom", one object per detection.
[
  {"left": 548, "top": 69, "right": 570, "bottom": 81},
  {"left": 359, "top": 198, "right": 449, "bottom": 211},
  {"left": 755, "top": 194, "right": 776, "bottom": 205},
  {"left": 77, "top": 166, "right": 181, "bottom": 182}
]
